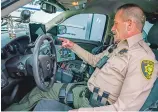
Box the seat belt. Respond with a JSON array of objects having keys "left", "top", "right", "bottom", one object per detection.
[{"left": 96, "top": 44, "right": 117, "bottom": 69}]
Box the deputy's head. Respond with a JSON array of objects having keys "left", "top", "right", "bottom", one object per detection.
[{"left": 111, "top": 4, "right": 146, "bottom": 43}]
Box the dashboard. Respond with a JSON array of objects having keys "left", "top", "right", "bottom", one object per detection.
[
  {"left": 1, "top": 32, "right": 30, "bottom": 70},
  {"left": 1, "top": 36, "right": 30, "bottom": 60},
  {"left": 1, "top": 27, "right": 82, "bottom": 107},
  {"left": 1, "top": 25, "right": 82, "bottom": 111}
]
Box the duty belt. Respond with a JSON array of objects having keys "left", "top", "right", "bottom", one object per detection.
[
  {"left": 79, "top": 87, "right": 110, "bottom": 107},
  {"left": 90, "top": 87, "right": 110, "bottom": 107}
]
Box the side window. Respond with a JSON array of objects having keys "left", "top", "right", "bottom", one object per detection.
[
  {"left": 57, "top": 14, "right": 107, "bottom": 42},
  {"left": 143, "top": 21, "right": 153, "bottom": 34},
  {"left": 142, "top": 21, "right": 153, "bottom": 42}
]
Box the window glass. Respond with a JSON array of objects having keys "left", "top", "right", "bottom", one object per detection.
[
  {"left": 58, "top": 14, "right": 89, "bottom": 40},
  {"left": 90, "top": 14, "right": 106, "bottom": 41},
  {"left": 57, "top": 14, "right": 106, "bottom": 42},
  {"left": 142, "top": 21, "right": 153, "bottom": 42},
  {"left": 143, "top": 21, "right": 153, "bottom": 34}
]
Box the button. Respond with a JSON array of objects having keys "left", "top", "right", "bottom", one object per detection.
[{"left": 17, "top": 63, "right": 25, "bottom": 70}]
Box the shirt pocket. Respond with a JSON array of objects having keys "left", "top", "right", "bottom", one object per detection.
[{"left": 107, "top": 55, "right": 128, "bottom": 74}]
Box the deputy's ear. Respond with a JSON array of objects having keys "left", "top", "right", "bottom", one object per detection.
[{"left": 127, "top": 19, "right": 133, "bottom": 31}]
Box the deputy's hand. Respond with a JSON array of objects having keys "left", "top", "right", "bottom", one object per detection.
[{"left": 58, "top": 37, "right": 74, "bottom": 49}]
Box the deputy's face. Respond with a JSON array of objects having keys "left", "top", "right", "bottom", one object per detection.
[{"left": 111, "top": 10, "right": 128, "bottom": 43}]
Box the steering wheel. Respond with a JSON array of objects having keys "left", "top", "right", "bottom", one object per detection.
[{"left": 32, "top": 34, "right": 57, "bottom": 91}]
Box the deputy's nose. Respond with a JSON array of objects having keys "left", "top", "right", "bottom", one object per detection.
[{"left": 111, "top": 25, "right": 116, "bottom": 32}]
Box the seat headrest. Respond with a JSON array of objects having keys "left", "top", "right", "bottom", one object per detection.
[{"left": 147, "top": 22, "right": 158, "bottom": 46}]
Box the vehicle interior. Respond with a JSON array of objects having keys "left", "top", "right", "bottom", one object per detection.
[{"left": 1, "top": 0, "right": 158, "bottom": 111}]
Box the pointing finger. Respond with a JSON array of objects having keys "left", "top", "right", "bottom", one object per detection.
[{"left": 58, "top": 37, "right": 66, "bottom": 42}]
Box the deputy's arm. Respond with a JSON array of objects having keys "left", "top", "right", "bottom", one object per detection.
[{"left": 59, "top": 38, "right": 108, "bottom": 67}]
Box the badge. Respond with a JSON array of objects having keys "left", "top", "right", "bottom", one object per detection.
[
  {"left": 118, "top": 48, "right": 128, "bottom": 54},
  {"left": 141, "top": 60, "right": 154, "bottom": 79},
  {"left": 117, "top": 48, "right": 128, "bottom": 56}
]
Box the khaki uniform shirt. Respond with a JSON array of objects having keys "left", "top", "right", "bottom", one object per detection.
[{"left": 71, "top": 33, "right": 158, "bottom": 111}]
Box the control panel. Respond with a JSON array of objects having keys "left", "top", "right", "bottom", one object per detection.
[{"left": 55, "top": 45, "right": 75, "bottom": 62}]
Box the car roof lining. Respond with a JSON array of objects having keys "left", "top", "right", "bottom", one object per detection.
[
  {"left": 56, "top": 0, "right": 158, "bottom": 13},
  {"left": 2, "top": 0, "right": 158, "bottom": 19}
]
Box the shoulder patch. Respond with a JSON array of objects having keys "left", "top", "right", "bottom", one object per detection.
[{"left": 141, "top": 60, "right": 154, "bottom": 80}]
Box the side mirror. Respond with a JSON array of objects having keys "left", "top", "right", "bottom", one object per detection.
[
  {"left": 40, "top": 2, "right": 56, "bottom": 13},
  {"left": 57, "top": 25, "right": 67, "bottom": 34}
]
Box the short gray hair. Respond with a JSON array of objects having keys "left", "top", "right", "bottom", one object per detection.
[{"left": 117, "top": 4, "right": 146, "bottom": 30}]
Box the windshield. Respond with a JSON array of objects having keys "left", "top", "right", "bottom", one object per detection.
[
  {"left": 11, "top": 0, "right": 63, "bottom": 24},
  {"left": 1, "top": 0, "right": 63, "bottom": 34}
]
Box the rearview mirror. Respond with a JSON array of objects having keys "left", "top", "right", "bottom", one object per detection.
[
  {"left": 20, "top": 10, "right": 31, "bottom": 23},
  {"left": 14, "top": 10, "right": 31, "bottom": 23},
  {"left": 57, "top": 25, "right": 67, "bottom": 34},
  {"left": 40, "top": 2, "right": 56, "bottom": 13}
]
